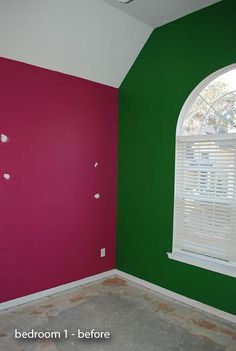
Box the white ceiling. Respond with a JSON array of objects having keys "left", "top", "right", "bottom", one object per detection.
[
  {"left": 0, "top": 0, "right": 221, "bottom": 88},
  {"left": 102, "top": 0, "right": 221, "bottom": 28},
  {"left": 0, "top": 0, "right": 152, "bottom": 88}
]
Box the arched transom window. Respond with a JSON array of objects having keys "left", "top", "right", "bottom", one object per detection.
[{"left": 168, "top": 65, "right": 236, "bottom": 278}]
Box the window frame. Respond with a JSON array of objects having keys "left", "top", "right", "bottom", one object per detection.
[{"left": 168, "top": 63, "right": 236, "bottom": 278}]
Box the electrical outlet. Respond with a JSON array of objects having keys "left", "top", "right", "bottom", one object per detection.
[{"left": 100, "top": 248, "right": 106, "bottom": 257}]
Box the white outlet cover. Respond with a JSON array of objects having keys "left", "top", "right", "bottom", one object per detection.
[{"left": 101, "top": 248, "right": 106, "bottom": 257}]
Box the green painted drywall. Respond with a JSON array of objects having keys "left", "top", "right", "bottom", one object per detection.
[{"left": 117, "top": 0, "right": 236, "bottom": 315}]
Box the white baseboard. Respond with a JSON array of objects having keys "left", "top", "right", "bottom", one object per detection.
[
  {"left": 114, "top": 269, "right": 236, "bottom": 324},
  {"left": 1, "top": 268, "right": 235, "bottom": 325},
  {"left": 0, "top": 269, "right": 116, "bottom": 312}
]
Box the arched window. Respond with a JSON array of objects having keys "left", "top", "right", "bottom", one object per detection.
[{"left": 168, "top": 65, "right": 236, "bottom": 277}]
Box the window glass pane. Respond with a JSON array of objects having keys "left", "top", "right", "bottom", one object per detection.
[{"left": 182, "top": 68, "right": 236, "bottom": 136}]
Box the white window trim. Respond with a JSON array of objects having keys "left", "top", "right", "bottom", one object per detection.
[
  {"left": 169, "top": 63, "right": 236, "bottom": 278},
  {"left": 167, "top": 251, "right": 236, "bottom": 278}
]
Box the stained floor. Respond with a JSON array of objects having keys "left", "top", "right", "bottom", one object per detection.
[{"left": 0, "top": 275, "right": 236, "bottom": 351}]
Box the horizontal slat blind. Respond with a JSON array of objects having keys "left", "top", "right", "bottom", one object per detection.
[{"left": 174, "top": 135, "right": 236, "bottom": 263}]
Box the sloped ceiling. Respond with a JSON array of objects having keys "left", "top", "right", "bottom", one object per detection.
[
  {"left": 102, "top": 0, "right": 221, "bottom": 28},
  {"left": 0, "top": 0, "right": 152, "bottom": 88},
  {"left": 0, "top": 0, "right": 221, "bottom": 87}
]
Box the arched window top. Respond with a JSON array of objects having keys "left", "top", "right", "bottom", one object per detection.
[{"left": 178, "top": 65, "right": 236, "bottom": 136}]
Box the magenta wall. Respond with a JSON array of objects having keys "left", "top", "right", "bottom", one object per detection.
[{"left": 0, "top": 57, "right": 117, "bottom": 303}]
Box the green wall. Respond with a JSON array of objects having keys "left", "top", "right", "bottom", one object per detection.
[{"left": 117, "top": 0, "right": 236, "bottom": 315}]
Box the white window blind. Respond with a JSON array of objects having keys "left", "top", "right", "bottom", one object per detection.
[{"left": 174, "top": 134, "right": 236, "bottom": 264}]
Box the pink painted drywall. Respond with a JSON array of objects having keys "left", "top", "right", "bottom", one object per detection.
[{"left": 0, "top": 57, "right": 117, "bottom": 303}]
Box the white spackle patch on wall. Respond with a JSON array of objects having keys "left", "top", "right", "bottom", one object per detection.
[
  {"left": 3, "top": 173, "right": 11, "bottom": 180},
  {"left": 94, "top": 162, "right": 99, "bottom": 168},
  {"left": 1, "top": 133, "right": 8, "bottom": 143},
  {"left": 94, "top": 193, "right": 101, "bottom": 199}
]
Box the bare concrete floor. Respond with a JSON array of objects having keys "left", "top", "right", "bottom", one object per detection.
[{"left": 0, "top": 275, "right": 236, "bottom": 351}]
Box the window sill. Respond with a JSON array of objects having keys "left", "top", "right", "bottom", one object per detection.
[{"left": 167, "top": 251, "right": 236, "bottom": 278}]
